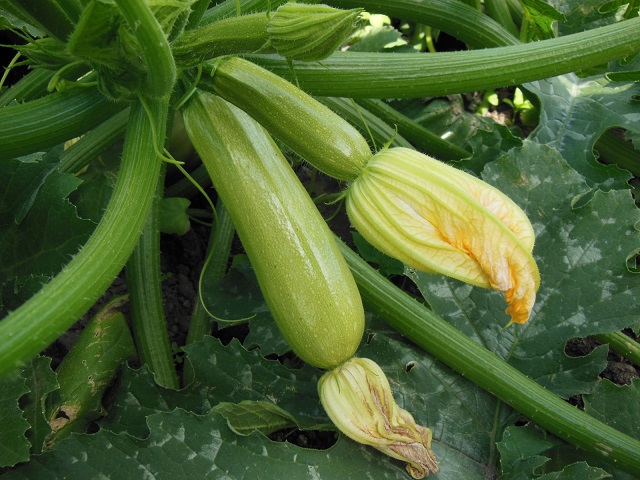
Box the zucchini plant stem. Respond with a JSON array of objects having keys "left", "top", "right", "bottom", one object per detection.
[
  {"left": 113, "top": 0, "right": 176, "bottom": 98},
  {"left": 126, "top": 165, "right": 180, "bottom": 390},
  {"left": 58, "top": 108, "right": 130, "bottom": 174},
  {"left": 594, "top": 332, "right": 640, "bottom": 368},
  {"left": 338, "top": 239, "right": 640, "bottom": 476},
  {"left": 185, "top": 201, "right": 236, "bottom": 346},
  {"left": 183, "top": 201, "right": 236, "bottom": 386},
  {"left": 0, "top": 87, "right": 125, "bottom": 159},
  {"left": 354, "top": 98, "right": 471, "bottom": 161},
  {"left": 247, "top": 16, "right": 640, "bottom": 98},
  {"left": 0, "top": 96, "right": 169, "bottom": 380},
  {"left": 0, "top": 68, "right": 53, "bottom": 107},
  {"left": 306, "top": 0, "right": 519, "bottom": 48}
]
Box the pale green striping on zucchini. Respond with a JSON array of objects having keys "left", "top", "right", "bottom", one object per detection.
[{"left": 182, "top": 91, "right": 365, "bottom": 370}]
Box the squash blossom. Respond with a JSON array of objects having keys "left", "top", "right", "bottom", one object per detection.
[
  {"left": 319, "top": 357, "right": 439, "bottom": 479},
  {"left": 346, "top": 147, "right": 540, "bottom": 324}
]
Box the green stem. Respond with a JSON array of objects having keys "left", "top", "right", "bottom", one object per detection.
[
  {"left": 45, "top": 299, "right": 136, "bottom": 445},
  {"left": 58, "top": 108, "right": 129, "bottom": 174},
  {"left": 173, "top": 13, "right": 272, "bottom": 67},
  {"left": 0, "top": 87, "right": 125, "bottom": 159},
  {"left": 185, "top": 201, "right": 235, "bottom": 346},
  {"left": 354, "top": 98, "right": 470, "bottom": 160},
  {"left": 318, "top": 97, "right": 413, "bottom": 150},
  {"left": 114, "top": 0, "right": 176, "bottom": 98},
  {"left": 484, "top": 0, "right": 519, "bottom": 37},
  {"left": 126, "top": 166, "right": 179, "bottom": 389},
  {"left": 338, "top": 239, "right": 640, "bottom": 476},
  {"left": 247, "top": 17, "right": 640, "bottom": 98},
  {"left": 594, "top": 332, "right": 640, "bottom": 367},
  {"left": 305, "top": 0, "right": 519, "bottom": 48},
  {"left": 0, "top": 68, "right": 53, "bottom": 107},
  {"left": 0, "top": 96, "right": 168, "bottom": 380},
  {"left": 165, "top": 164, "right": 212, "bottom": 198}
]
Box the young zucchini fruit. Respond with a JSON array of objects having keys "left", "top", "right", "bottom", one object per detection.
[
  {"left": 182, "top": 91, "right": 365, "bottom": 370},
  {"left": 202, "top": 57, "right": 372, "bottom": 182}
]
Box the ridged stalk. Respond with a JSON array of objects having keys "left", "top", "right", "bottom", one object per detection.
[
  {"left": 45, "top": 301, "right": 136, "bottom": 446},
  {"left": 247, "top": 17, "right": 640, "bottom": 98},
  {"left": 58, "top": 108, "right": 129, "bottom": 174},
  {"left": 594, "top": 332, "right": 640, "bottom": 367},
  {"left": 114, "top": 0, "right": 176, "bottom": 98},
  {"left": 184, "top": 201, "right": 235, "bottom": 347},
  {"left": 0, "top": 68, "right": 53, "bottom": 107},
  {"left": 318, "top": 97, "right": 413, "bottom": 149},
  {"left": 0, "top": 97, "right": 168, "bottom": 380},
  {"left": 484, "top": 0, "right": 518, "bottom": 37},
  {"left": 354, "top": 98, "right": 470, "bottom": 160},
  {"left": 338, "top": 239, "right": 640, "bottom": 477},
  {"left": 126, "top": 166, "right": 179, "bottom": 389},
  {"left": 0, "top": 88, "right": 124, "bottom": 159},
  {"left": 305, "top": 0, "right": 519, "bottom": 47}
]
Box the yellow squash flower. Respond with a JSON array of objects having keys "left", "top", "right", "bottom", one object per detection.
[
  {"left": 318, "top": 357, "right": 439, "bottom": 478},
  {"left": 346, "top": 147, "right": 540, "bottom": 324}
]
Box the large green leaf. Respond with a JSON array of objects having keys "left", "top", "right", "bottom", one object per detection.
[
  {"left": 583, "top": 378, "right": 640, "bottom": 439},
  {"left": 0, "top": 372, "right": 30, "bottom": 467},
  {"left": 101, "top": 337, "right": 324, "bottom": 437},
  {"left": 409, "top": 141, "right": 640, "bottom": 398},
  {"left": 525, "top": 73, "right": 640, "bottom": 189},
  {"left": 18, "top": 357, "right": 57, "bottom": 455},
  {"left": 1, "top": 407, "right": 417, "bottom": 480},
  {"left": 0, "top": 152, "right": 95, "bottom": 300}
]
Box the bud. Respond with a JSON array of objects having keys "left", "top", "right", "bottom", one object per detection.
[
  {"left": 267, "top": 3, "right": 363, "bottom": 61},
  {"left": 346, "top": 147, "right": 540, "bottom": 324},
  {"left": 319, "top": 357, "right": 439, "bottom": 478}
]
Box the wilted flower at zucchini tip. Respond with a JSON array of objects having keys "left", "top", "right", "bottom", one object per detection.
[
  {"left": 346, "top": 147, "right": 540, "bottom": 325},
  {"left": 318, "top": 357, "right": 439, "bottom": 478}
]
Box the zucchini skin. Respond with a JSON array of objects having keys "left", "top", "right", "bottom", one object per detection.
[
  {"left": 182, "top": 91, "right": 364, "bottom": 369},
  {"left": 206, "top": 57, "right": 372, "bottom": 182}
]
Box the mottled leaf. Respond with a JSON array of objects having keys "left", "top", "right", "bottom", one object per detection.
[
  {"left": 410, "top": 141, "right": 640, "bottom": 397},
  {"left": 525, "top": 73, "right": 640, "bottom": 189},
  {"left": 2, "top": 407, "right": 417, "bottom": 480}
]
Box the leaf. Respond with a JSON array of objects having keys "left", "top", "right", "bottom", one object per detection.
[
  {"left": 409, "top": 141, "right": 640, "bottom": 398},
  {"left": 352, "top": 231, "right": 404, "bottom": 277},
  {"left": 498, "top": 424, "right": 612, "bottom": 479},
  {"left": 547, "top": 0, "right": 622, "bottom": 35},
  {"left": 355, "top": 332, "right": 512, "bottom": 478},
  {"left": 583, "top": 378, "right": 640, "bottom": 439},
  {"left": 2, "top": 408, "right": 418, "bottom": 480},
  {"left": 18, "top": 357, "right": 58, "bottom": 455},
  {"left": 525, "top": 73, "right": 640, "bottom": 189},
  {"left": 101, "top": 337, "right": 324, "bottom": 438},
  {"left": 0, "top": 372, "right": 30, "bottom": 467},
  {"left": 348, "top": 25, "right": 408, "bottom": 52},
  {"left": 212, "top": 400, "right": 297, "bottom": 436},
  {"left": 0, "top": 153, "right": 95, "bottom": 290},
  {"left": 159, "top": 197, "right": 190, "bottom": 235},
  {"left": 520, "top": 0, "right": 566, "bottom": 41}
]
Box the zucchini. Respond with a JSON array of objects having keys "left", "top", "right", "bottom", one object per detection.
[
  {"left": 182, "top": 91, "right": 364, "bottom": 369},
  {"left": 203, "top": 57, "right": 372, "bottom": 182}
]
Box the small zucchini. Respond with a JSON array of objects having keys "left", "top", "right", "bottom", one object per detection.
[
  {"left": 182, "top": 91, "right": 365, "bottom": 369},
  {"left": 203, "top": 57, "right": 372, "bottom": 182}
]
